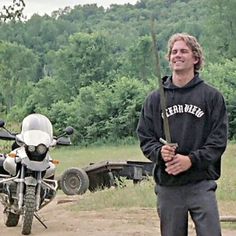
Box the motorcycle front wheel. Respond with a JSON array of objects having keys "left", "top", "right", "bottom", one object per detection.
[{"left": 21, "top": 186, "right": 36, "bottom": 235}]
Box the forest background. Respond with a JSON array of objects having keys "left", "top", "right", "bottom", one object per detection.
[{"left": 0, "top": 0, "right": 236, "bottom": 145}]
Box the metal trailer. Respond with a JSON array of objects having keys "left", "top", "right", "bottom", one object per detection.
[
  {"left": 85, "top": 160, "right": 154, "bottom": 191},
  {"left": 59, "top": 160, "right": 155, "bottom": 195}
]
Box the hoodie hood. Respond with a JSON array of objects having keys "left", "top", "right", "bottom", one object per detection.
[{"left": 162, "top": 73, "right": 203, "bottom": 90}]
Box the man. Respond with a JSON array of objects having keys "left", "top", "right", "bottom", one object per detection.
[{"left": 136, "top": 33, "right": 228, "bottom": 236}]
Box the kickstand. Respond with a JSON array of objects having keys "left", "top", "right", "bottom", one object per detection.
[{"left": 34, "top": 213, "right": 48, "bottom": 229}]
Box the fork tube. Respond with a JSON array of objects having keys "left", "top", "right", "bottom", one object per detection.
[
  {"left": 18, "top": 165, "right": 25, "bottom": 209},
  {"left": 35, "top": 172, "right": 42, "bottom": 210}
]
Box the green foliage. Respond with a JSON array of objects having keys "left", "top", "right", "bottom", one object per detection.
[
  {"left": 49, "top": 32, "right": 116, "bottom": 100},
  {"left": 24, "top": 77, "right": 60, "bottom": 112},
  {"left": 203, "top": 0, "right": 236, "bottom": 61},
  {"left": 42, "top": 78, "right": 154, "bottom": 144},
  {"left": 202, "top": 59, "right": 236, "bottom": 139},
  {"left": 121, "top": 35, "right": 156, "bottom": 81},
  {"left": 0, "top": 0, "right": 25, "bottom": 22},
  {"left": 0, "top": 41, "right": 40, "bottom": 113}
]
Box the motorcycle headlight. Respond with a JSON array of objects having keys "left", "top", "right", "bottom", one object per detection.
[
  {"left": 25, "top": 144, "right": 48, "bottom": 162},
  {"left": 36, "top": 144, "right": 47, "bottom": 154},
  {"left": 28, "top": 145, "right": 36, "bottom": 152}
]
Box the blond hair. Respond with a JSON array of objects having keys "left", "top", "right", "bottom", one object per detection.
[{"left": 166, "top": 33, "right": 204, "bottom": 72}]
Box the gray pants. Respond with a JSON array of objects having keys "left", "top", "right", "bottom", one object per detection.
[{"left": 155, "top": 180, "right": 221, "bottom": 236}]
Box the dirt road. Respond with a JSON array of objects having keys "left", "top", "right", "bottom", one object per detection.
[{"left": 1, "top": 196, "right": 236, "bottom": 236}]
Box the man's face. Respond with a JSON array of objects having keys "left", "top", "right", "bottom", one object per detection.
[{"left": 169, "top": 40, "right": 198, "bottom": 73}]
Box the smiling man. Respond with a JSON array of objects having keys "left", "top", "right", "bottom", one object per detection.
[{"left": 136, "top": 33, "right": 228, "bottom": 236}]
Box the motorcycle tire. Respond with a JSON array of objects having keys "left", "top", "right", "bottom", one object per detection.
[
  {"left": 60, "top": 167, "right": 89, "bottom": 195},
  {"left": 5, "top": 211, "right": 20, "bottom": 227},
  {"left": 21, "top": 186, "right": 36, "bottom": 235}
]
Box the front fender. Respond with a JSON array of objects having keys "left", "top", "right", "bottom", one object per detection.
[{"left": 24, "top": 176, "right": 37, "bottom": 186}]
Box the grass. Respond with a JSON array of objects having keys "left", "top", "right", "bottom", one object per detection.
[
  {"left": 51, "top": 143, "right": 236, "bottom": 217},
  {"left": 51, "top": 143, "right": 158, "bottom": 211},
  {"left": 71, "top": 180, "right": 156, "bottom": 211},
  {"left": 217, "top": 143, "right": 236, "bottom": 200},
  {"left": 51, "top": 143, "right": 147, "bottom": 175},
  {"left": 216, "top": 143, "right": 236, "bottom": 217}
]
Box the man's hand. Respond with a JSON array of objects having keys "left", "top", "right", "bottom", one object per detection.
[
  {"left": 165, "top": 154, "right": 192, "bottom": 175},
  {"left": 161, "top": 144, "right": 177, "bottom": 162}
]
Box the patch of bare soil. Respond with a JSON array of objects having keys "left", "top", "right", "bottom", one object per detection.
[{"left": 1, "top": 195, "right": 236, "bottom": 236}]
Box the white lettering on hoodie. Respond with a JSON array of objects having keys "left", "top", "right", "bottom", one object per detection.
[{"left": 163, "top": 104, "right": 204, "bottom": 118}]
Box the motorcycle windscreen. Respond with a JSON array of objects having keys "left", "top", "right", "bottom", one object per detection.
[
  {"left": 20, "top": 130, "right": 52, "bottom": 147},
  {"left": 18, "top": 114, "right": 54, "bottom": 146}
]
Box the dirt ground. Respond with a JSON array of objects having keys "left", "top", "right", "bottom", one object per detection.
[{"left": 1, "top": 195, "right": 236, "bottom": 236}]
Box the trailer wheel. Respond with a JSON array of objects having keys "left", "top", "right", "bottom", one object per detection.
[{"left": 60, "top": 167, "right": 89, "bottom": 195}]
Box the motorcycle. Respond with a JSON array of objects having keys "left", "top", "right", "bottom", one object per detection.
[{"left": 0, "top": 113, "right": 73, "bottom": 235}]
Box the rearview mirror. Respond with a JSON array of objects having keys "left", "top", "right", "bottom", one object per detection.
[
  {"left": 0, "top": 120, "right": 5, "bottom": 128},
  {"left": 64, "top": 126, "right": 74, "bottom": 135}
]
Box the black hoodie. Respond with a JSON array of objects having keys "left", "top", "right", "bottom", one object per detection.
[{"left": 136, "top": 73, "right": 228, "bottom": 186}]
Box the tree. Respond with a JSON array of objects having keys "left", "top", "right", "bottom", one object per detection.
[
  {"left": 203, "top": 0, "right": 236, "bottom": 60},
  {"left": 202, "top": 59, "right": 236, "bottom": 139},
  {"left": 50, "top": 32, "right": 116, "bottom": 100},
  {"left": 0, "top": 0, "right": 235, "bottom": 142},
  {"left": 0, "top": 41, "right": 40, "bottom": 113},
  {"left": 55, "top": 77, "right": 155, "bottom": 144},
  {"left": 0, "top": 0, "right": 25, "bottom": 22},
  {"left": 121, "top": 36, "right": 156, "bottom": 82}
]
